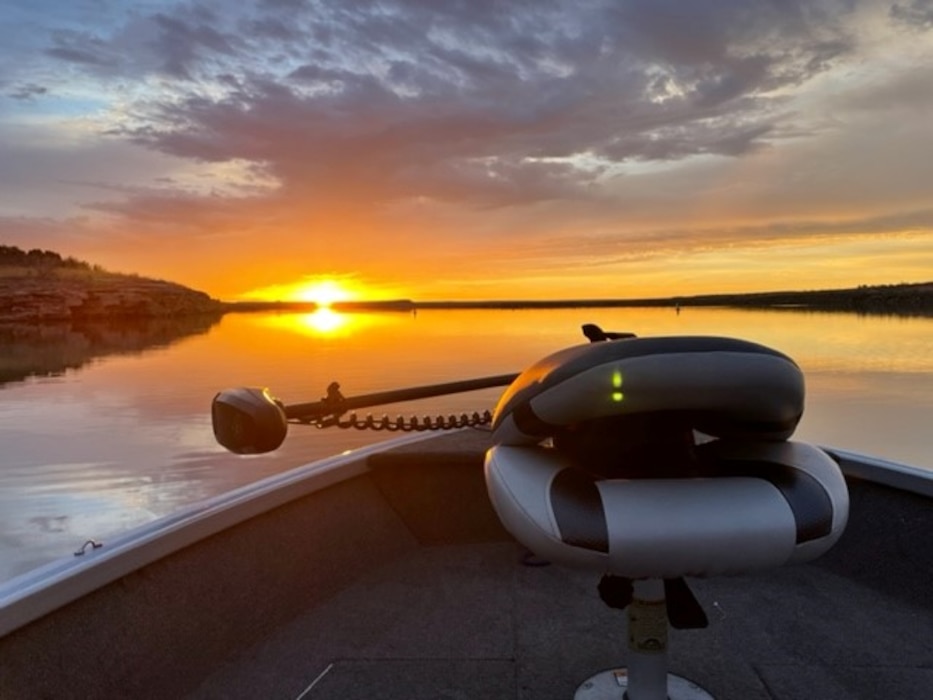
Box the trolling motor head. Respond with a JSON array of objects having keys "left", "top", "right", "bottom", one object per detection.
[{"left": 212, "top": 387, "right": 288, "bottom": 454}]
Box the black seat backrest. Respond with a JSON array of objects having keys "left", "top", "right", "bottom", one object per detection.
[{"left": 491, "top": 336, "right": 805, "bottom": 466}]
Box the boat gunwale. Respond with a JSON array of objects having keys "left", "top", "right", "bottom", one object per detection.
[
  {"left": 0, "top": 436, "right": 929, "bottom": 640},
  {"left": 824, "top": 446, "right": 933, "bottom": 498},
  {"left": 0, "top": 431, "right": 434, "bottom": 638}
]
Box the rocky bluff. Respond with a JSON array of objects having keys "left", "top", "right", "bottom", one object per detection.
[{"left": 0, "top": 272, "right": 224, "bottom": 323}]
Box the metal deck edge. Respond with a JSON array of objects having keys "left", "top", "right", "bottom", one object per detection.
[
  {"left": 2, "top": 437, "right": 928, "bottom": 639},
  {"left": 0, "top": 433, "right": 433, "bottom": 638},
  {"left": 824, "top": 446, "right": 933, "bottom": 498}
]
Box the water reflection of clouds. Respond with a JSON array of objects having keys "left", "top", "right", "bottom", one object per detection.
[
  {"left": 2, "top": 307, "right": 931, "bottom": 584},
  {"left": 0, "top": 465, "right": 160, "bottom": 579},
  {"left": 799, "top": 388, "right": 933, "bottom": 472}
]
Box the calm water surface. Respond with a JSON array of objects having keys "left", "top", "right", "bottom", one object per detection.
[{"left": 1, "top": 307, "right": 931, "bottom": 582}]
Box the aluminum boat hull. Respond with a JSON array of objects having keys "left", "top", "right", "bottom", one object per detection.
[{"left": 1, "top": 430, "right": 931, "bottom": 699}]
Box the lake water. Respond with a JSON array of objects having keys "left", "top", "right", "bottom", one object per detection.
[{"left": 1, "top": 307, "right": 931, "bottom": 583}]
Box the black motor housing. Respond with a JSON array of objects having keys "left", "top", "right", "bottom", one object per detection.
[{"left": 212, "top": 387, "right": 288, "bottom": 454}]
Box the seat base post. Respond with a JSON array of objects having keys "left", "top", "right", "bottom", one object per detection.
[
  {"left": 574, "top": 579, "right": 714, "bottom": 700},
  {"left": 574, "top": 671, "right": 714, "bottom": 700}
]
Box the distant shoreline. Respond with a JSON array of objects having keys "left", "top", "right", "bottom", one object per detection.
[
  {"left": 5, "top": 244, "right": 929, "bottom": 323},
  {"left": 3, "top": 251, "right": 930, "bottom": 323},
  {"left": 222, "top": 281, "right": 933, "bottom": 316}
]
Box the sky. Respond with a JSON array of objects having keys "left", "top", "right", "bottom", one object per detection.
[{"left": 1, "top": 0, "right": 931, "bottom": 301}]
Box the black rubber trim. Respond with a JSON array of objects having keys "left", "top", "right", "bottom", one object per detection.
[
  {"left": 512, "top": 401, "right": 556, "bottom": 438},
  {"left": 721, "top": 459, "right": 834, "bottom": 543},
  {"left": 692, "top": 410, "right": 803, "bottom": 440},
  {"left": 550, "top": 469, "right": 609, "bottom": 552}
]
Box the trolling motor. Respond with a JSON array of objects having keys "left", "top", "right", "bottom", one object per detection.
[
  {"left": 212, "top": 374, "right": 518, "bottom": 454},
  {"left": 211, "top": 324, "right": 632, "bottom": 454},
  {"left": 211, "top": 388, "right": 290, "bottom": 454}
]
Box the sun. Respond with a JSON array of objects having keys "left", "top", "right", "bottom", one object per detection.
[
  {"left": 240, "top": 275, "right": 371, "bottom": 306},
  {"left": 292, "top": 279, "right": 353, "bottom": 307}
]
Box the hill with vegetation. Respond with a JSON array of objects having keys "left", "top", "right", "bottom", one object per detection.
[
  {"left": 0, "top": 245, "right": 223, "bottom": 323},
  {"left": 289, "top": 282, "right": 932, "bottom": 316},
  {"left": 409, "top": 282, "right": 933, "bottom": 315},
  {"left": 666, "top": 282, "right": 933, "bottom": 315}
]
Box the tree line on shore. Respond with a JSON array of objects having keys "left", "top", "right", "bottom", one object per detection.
[{"left": 0, "top": 245, "right": 99, "bottom": 271}]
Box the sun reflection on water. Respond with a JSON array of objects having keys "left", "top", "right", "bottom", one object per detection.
[
  {"left": 259, "top": 308, "right": 353, "bottom": 336},
  {"left": 300, "top": 308, "right": 346, "bottom": 335}
]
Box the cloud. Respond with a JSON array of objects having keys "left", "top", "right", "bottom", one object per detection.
[
  {"left": 539, "top": 208, "right": 933, "bottom": 264},
  {"left": 890, "top": 0, "right": 933, "bottom": 28},
  {"left": 99, "top": 0, "right": 858, "bottom": 215},
  {"left": 2, "top": 0, "right": 931, "bottom": 298},
  {"left": 148, "top": 11, "right": 238, "bottom": 79},
  {"left": 46, "top": 34, "right": 116, "bottom": 68},
  {"left": 8, "top": 83, "right": 49, "bottom": 100}
]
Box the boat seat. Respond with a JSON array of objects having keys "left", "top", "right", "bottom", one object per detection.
[{"left": 484, "top": 335, "right": 849, "bottom": 699}]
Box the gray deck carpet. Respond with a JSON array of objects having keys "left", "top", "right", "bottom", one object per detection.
[{"left": 190, "top": 476, "right": 933, "bottom": 700}]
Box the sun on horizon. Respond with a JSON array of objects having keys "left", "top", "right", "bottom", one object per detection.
[
  {"left": 292, "top": 279, "right": 353, "bottom": 307},
  {"left": 241, "top": 277, "right": 361, "bottom": 307}
]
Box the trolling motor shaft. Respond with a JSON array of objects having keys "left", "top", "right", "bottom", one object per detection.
[
  {"left": 212, "top": 324, "right": 631, "bottom": 455},
  {"left": 212, "top": 373, "right": 517, "bottom": 454}
]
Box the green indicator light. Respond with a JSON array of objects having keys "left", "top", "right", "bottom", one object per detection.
[{"left": 611, "top": 369, "right": 624, "bottom": 401}]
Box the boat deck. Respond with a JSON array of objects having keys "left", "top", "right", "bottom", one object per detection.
[{"left": 187, "top": 433, "right": 933, "bottom": 700}]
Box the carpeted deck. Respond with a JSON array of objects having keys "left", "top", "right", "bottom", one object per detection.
[{"left": 190, "top": 444, "right": 933, "bottom": 700}]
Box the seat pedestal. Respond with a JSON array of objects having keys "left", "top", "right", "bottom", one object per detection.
[{"left": 574, "top": 580, "right": 714, "bottom": 700}]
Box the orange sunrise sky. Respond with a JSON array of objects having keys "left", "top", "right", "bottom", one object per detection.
[{"left": 1, "top": 1, "right": 931, "bottom": 301}]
